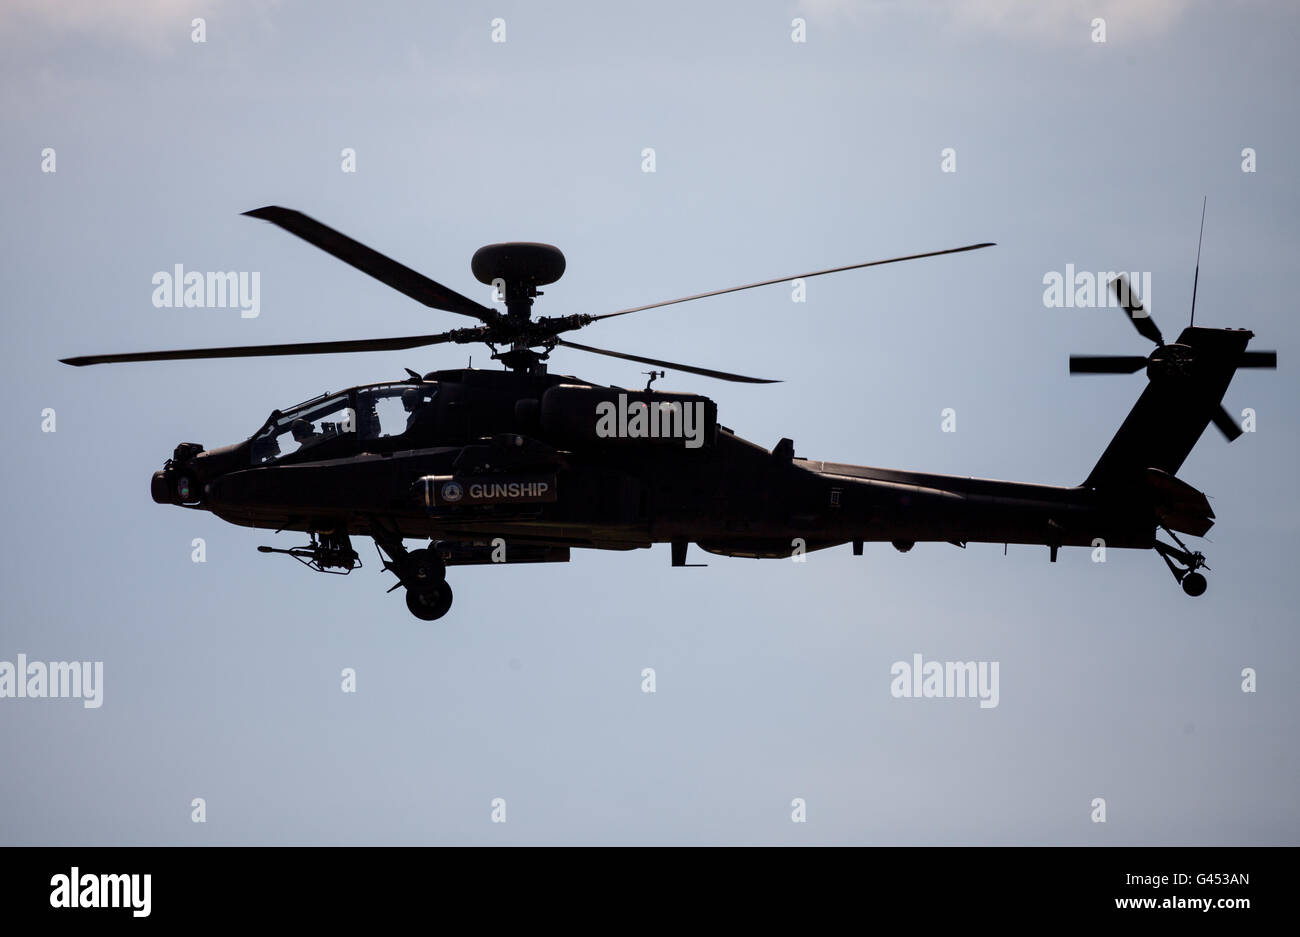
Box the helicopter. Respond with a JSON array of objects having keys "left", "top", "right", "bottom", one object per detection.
[{"left": 61, "top": 206, "right": 1276, "bottom": 619}]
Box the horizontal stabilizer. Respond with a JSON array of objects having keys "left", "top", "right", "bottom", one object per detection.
[{"left": 1145, "top": 467, "right": 1214, "bottom": 537}]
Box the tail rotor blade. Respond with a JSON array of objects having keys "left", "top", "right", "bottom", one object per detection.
[
  {"left": 1239, "top": 350, "right": 1277, "bottom": 368},
  {"left": 1069, "top": 355, "right": 1148, "bottom": 374},
  {"left": 1109, "top": 275, "right": 1163, "bottom": 346},
  {"left": 1211, "top": 404, "right": 1244, "bottom": 442}
]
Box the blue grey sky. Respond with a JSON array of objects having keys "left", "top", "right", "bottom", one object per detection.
[{"left": 1, "top": 0, "right": 1297, "bottom": 844}]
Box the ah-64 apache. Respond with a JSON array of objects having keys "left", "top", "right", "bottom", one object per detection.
[{"left": 61, "top": 207, "right": 1275, "bottom": 619}]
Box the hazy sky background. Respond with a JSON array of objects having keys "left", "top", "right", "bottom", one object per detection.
[{"left": 1, "top": 0, "right": 1297, "bottom": 844}]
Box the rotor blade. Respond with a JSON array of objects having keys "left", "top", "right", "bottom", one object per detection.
[
  {"left": 589, "top": 242, "right": 996, "bottom": 322},
  {"left": 1189, "top": 196, "right": 1207, "bottom": 327},
  {"left": 555, "top": 339, "right": 778, "bottom": 384},
  {"left": 1239, "top": 350, "right": 1277, "bottom": 368},
  {"left": 243, "top": 206, "right": 495, "bottom": 323},
  {"left": 1069, "top": 355, "right": 1148, "bottom": 374},
  {"left": 1211, "top": 403, "right": 1243, "bottom": 442},
  {"left": 1109, "top": 275, "right": 1163, "bottom": 346},
  {"left": 60, "top": 331, "right": 469, "bottom": 367}
]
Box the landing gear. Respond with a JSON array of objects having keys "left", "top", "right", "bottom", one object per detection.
[
  {"left": 255, "top": 522, "right": 459, "bottom": 620},
  {"left": 403, "top": 548, "right": 446, "bottom": 589},
  {"left": 371, "top": 527, "right": 455, "bottom": 621},
  {"left": 405, "top": 581, "right": 454, "bottom": 621},
  {"left": 1154, "top": 525, "right": 1209, "bottom": 598}
]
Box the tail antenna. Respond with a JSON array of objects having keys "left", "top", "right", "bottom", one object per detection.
[{"left": 1190, "top": 196, "right": 1207, "bottom": 327}]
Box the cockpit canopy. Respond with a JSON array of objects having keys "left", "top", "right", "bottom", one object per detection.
[{"left": 251, "top": 381, "right": 439, "bottom": 465}]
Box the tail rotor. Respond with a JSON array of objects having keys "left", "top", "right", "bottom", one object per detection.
[{"left": 1068, "top": 202, "right": 1276, "bottom": 443}]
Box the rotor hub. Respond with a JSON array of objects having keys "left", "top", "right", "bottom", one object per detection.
[{"left": 1147, "top": 343, "right": 1196, "bottom": 381}]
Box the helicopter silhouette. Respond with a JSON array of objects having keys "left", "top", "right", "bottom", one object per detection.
[{"left": 61, "top": 205, "right": 1274, "bottom": 619}]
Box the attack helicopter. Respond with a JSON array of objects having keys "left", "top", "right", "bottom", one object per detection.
[{"left": 61, "top": 207, "right": 1275, "bottom": 619}]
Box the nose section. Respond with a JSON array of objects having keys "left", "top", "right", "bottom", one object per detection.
[
  {"left": 153, "top": 441, "right": 208, "bottom": 506},
  {"left": 151, "top": 470, "right": 170, "bottom": 504},
  {"left": 153, "top": 440, "right": 248, "bottom": 507},
  {"left": 152, "top": 460, "right": 201, "bottom": 505}
]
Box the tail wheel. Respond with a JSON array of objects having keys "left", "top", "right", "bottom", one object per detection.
[
  {"left": 1181, "top": 572, "right": 1208, "bottom": 597},
  {"left": 405, "top": 582, "right": 453, "bottom": 621},
  {"left": 1155, "top": 530, "right": 1210, "bottom": 598}
]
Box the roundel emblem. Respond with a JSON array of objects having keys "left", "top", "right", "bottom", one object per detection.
[{"left": 441, "top": 481, "right": 463, "bottom": 503}]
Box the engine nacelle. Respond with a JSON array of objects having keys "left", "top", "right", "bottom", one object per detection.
[{"left": 539, "top": 384, "right": 717, "bottom": 449}]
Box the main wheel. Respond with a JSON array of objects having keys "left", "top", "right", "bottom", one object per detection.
[
  {"left": 404, "top": 548, "right": 446, "bottom": 588},
  {"left": 1181, "top": 572, "right": 1207, "bottom": 597},
  {"left": 405, "top": 582, "right": 454, "bottom": 621}
]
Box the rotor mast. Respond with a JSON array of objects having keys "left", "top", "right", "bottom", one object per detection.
[{"left": 470, "top": 241, "right": 567, "bottom": 375}]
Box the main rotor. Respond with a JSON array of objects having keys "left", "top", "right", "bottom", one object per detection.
[{"left": 60, "top": 205, "right": 996, "bottom": 383}]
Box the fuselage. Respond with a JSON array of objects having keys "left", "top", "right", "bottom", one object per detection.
[{"left": 154, "top": 367, "right": 1155, "bottom": 560}]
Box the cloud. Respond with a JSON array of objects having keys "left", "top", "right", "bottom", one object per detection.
[
  {"left": 946, "top": 0, "right": 1192, "bottom": 40},
  {"left": 0, "top": 0, "right": 235, "bottom": 53},
  {"left": 796, "top": 0, "right": 1194, "bottom": 42}
]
